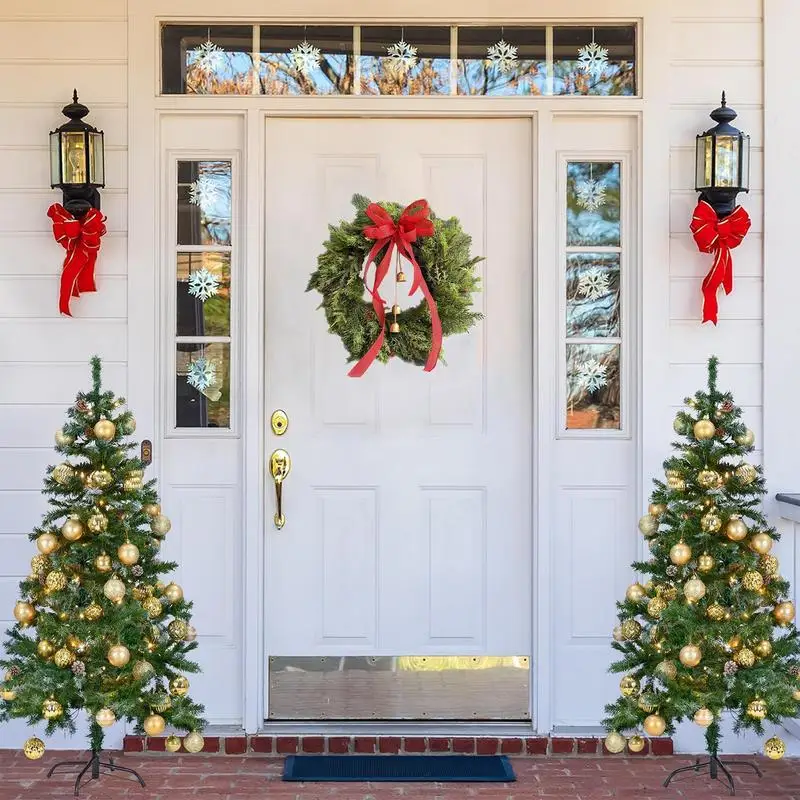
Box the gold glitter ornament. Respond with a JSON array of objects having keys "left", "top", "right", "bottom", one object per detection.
[
  {"left": 132, "top": 660, "right": 153, "bottom": 681},
  {"left": 89, "top": 469, "right": 113, "bottom": 489},
  {"left": 725, "top": 516, "right": 748, "bottom": 542},
  {"left": 619, "top": 675, "right": 639, "bottom": 697},
  {"left": 142, "top": 597, "right": 163, "bottom": 618},
  {"left": 55, "top": 429, "right": 74, "bottom": 447},
  {"left": 660, "top": 585, "right": 678, "bottom": 602},
  {"left": 183, "top": 732, "right": 205, "bottom": 753},
  {"left": 42, "top": 698, "right": 63, "bottom": 719},
  {"left": 627, "top": 735, "right": 645, "bottom": 753},
  {"left": 123, "top": 477, "right": 142, "bottom": 492},
  {"left": 693, "top": 707, "right": 714, "bottom": 727},
  {"left": 679, "top": 645, "right": 702, "bottom": 667},
  {"left": 95, "top": 707, "right": 115, "bottom": 727},
  {"left": 169, "top": 676, "right": 190, "bottom": 697},
  {"left": 649, "top": 503, "right": 666, "bottom": 518},
  {"left": 734, "top": 648, "right": 755, "bottom": 668},
  {"left": 604, "top": 732, "right": 626, "bottom": 754},
  {"left": 14, "top": 601, "right": 36, "bottom": 626},
  {"left": 168, "top": 619, "right": 189, "bottom": 641},
  {"left": 736, "top": 429, "right": 756, "bottom": 447},
  {"left": 693, "top": 419, "right": 716, "bottom": 440},
  {"left": 742, "top": 571, "right": 764, "bottom": 591},
  {"left": 1, "top": 688, "right": 16, "bottom": 701},
  {"left": 151, "top": 514, "right": 171, "bottom": 536},
  {"left": 792, "top": 688, "right": 800, "bottom": 702},
  {"left": 103, "top": 576, "right": 126, "bottom": 602},
  {"left": 643, "top": 714, "right": 666, "bottom": 737},
  {"left": 656, "top": 660, "right": 677, "bottom": 681},
  {"left": 144, "top": 503, "right": 161, "bottom": 518},
  {"left": 87, "top": 512, "right": 108, "bottom": 533},
  {"left": 747, "top": 699, "right": 767, "bottom": 720},
  {"left": 95, "top": 553, "right": 112, "bottom": 573},
  {"left": 670, "top": 541, "right": 692, "bottom": 565},
  {"left": 764, "top": 737, "right": 785, "bottom": 760},
  {"left": 750, "top": 532, "right": 773, "bottom": 555},
  {"left": 143, "top": 714, "right": 166, "bottom": 736},
  {"left": 638, "top": 514, "right": 658, "bottom": 537},
  {"left": 701, "top": 512, "right": 722, "bottom": 533},
  {"left": 706, "top": 603, "right": 726, "bottom": 621},
  {"left": 37, "top": 640, "right": 55, "bottom": 660},
  {"left": 164, "top": 583, "right": 184, "bottom": 603},
  {"left": 761, "top": 554, "right": 780, "bottom": 577},
  {"left": 52, "top": 463, "right": 75, "bottom": 485},
  {"left": 23, "top": 737, "right": 45, "bottom": 760},
  {"left": 151, "top": 692, "right": 171, "bottom": 713},
  {"left": 620, "top": 619, "right": 642, "bottom": 641},
  {"left": 107, "top": 644, "right": 131, "bottom": 667},
  {"left": 684, "top": 577, "right": 706, "bottom": 603},
  {"left": 165, "top": 735, "right": 182, "bottom": 753},
  {"left": 36, "top": 532, "right": 58, "bottom": 555},
  {"left": 54, "top": 648, "right": 74, "bottom": 668},
  {"left": 729, "top": 634, "right": 742, "bottom": 650},
  {"left": 118, "top": 542, "right": 140, "bottom": 565},
  {"left": 93, "top": 418, "right": 116, "bottom": 441},
  {"left": 45, "top": 570, "right": 67, "bottom": 591},
  {"left": 736, "top": 463, "right": 757, "bottom": 484},
  {"left": 697, "top": 470, "right": 722, "bottom": 489},
  {"left": 697, "top": 554, "right": 715, "bottom": 573},
  {"left": 638, "top": 693, "right": 658, "bottom": 713},
  {"left": 83, "top": 602, "right": 103, "bottom": 622},
  {"left": 667, "top": 475, "right": 686, "bottom": 491},
  {"left": 648, "top": 597, "right": 667, "bottom": 618},
  {"left": 61, "top": 517, "right": 84, "bottom": 542},
  {"left": 774, "top": 601, "right": 796, "bottom": 625},
  {"left": 754, "top": 640, "right": 773, "bottom": 658},
  {"left": 626, "top": 583, "right": 646, "bottom": 603},
  {"left": 30, "top": 555, "right": 49, "bottom": 575}
]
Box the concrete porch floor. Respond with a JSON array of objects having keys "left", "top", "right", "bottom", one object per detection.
[{"left": 0, "top": 752, "right": 799, "bottom": 800}]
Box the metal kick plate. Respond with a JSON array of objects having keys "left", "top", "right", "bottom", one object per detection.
[{"left": 271, "top": 409, "right": 289, "bottom": 436}]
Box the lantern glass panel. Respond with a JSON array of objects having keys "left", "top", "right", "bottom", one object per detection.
[
  {"left": 88, "top": 131, "right": 105, "bottom": 186},
  {"left": 740, "top": 137, "right": 750, "bottom": 191},
  {"left": 61, "top": 131, "right": 87, "bottom": 185},
  {"left": 713, "top": 135, "right": 739, "bottom": 188},
  {"left": 696, "top": 135, "right": 713, "bottom": 190},
  {"left": 49, "top": 132, "right": 61, "bottom": 186}
]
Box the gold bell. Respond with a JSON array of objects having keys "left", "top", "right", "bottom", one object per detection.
[
  {"left": 390, "top": 321, "right": 400, "bottom": 334},
  {"left": 396, "top": 271, "right": 407, "bottom": 283}
]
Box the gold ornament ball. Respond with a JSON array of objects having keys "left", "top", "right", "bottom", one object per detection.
[
  {"left": 95, "top": 707, "right": 116, "bottom": 727},
  {"left": 648, "top": 597, "right": 667, "bottom": 618},
  {"left": 670, "top": 541, "right": 692, "bottom": 566},
  {"left": 620, "top": 619, "right": 642, "bottom": 641},
  {"left": 95, "top": 553, "right": 112, "bottom": 573},
  {"left": 93, "top": 418, "right": 116, "bottom": 441},
  {"left": 656, "top": 660, "right": 677, "bottom": 681},
  {"left": 726, "top": 517, "right": 748, "bottom": 542},
  {"left": 728, "top": 634, "right": 743, "bottom": 650},
  {"left": 42, "top": 698, "right": 63, "bottom": 719},
  {"left": 667, "top": 475, "right": 686, "bottom": 491},
  {"left": 37, "top": 640, "right": 55, "bottom": 660},
  {"left": 1, "top": 688, "right": 16, "bottom": 701},
  {"left": 103, "top": 576, "right": 126, "bottom": 603},
  {"left": 737, "top": 429, "right": 756, "bottom": 447},
  {"left": 89, "top": 469, "right": 113, "bottom": 489},
  {"left": 52, "top": 463, "right": 75, "bottom": 485},
  {"left": 107, "top": 644, "right": 131, "bottom": 667},
  {"left": 734, "top": 648, "right": 756, "bottom": 668},
  {"left": 660, "top": 585, "right": 678, "bottom": 602},
  {"left": 701, "top": 512, "right": 722, "bottom": 533},
  {"left": 604, "top": 731, "right": 626, "bottom": 754},
  {"left": 66, "top": 634, "right": 83, "bottom": 651},
  {"left": 168, "top": 619, "right": 189, "bottom": 641},
  {"left": 638, "top": 514, "right": 658, "bottom": 537},
  {"left": 693, "top": 707, "right": 714, "bottom": 727},
  {"left": 760, "top": 554, "right": 779, "bottom": 578},
  {"left": 626, "top": 583, "right": 646, "bottom": 603},
  {"left": 132, "top": 660, "right": 153, "bottom": 681},
  {"left": 754, "top": 640, "right": 773, "bottom": 659},
  {"left": 183, "top": 732, "right": 205, "bottom": 754},
  {"left": 54, "top": 648, "right": 75, "bottom": 668},
  {"left": 792, "top": 688, "right": 800, "bottom": 702},
  {"left": 679, "top": 645, "right": 702, "bottom": 667},
  {"left": 118, "top": 542, "right": 140, "bottom": 566},
  {"left": 638, "top": 691, "right": 657, "bottom": 714},
  {"left": 55, "top": 429, "right": 74, "bottom": 447},
  {"left": 123, "top": 477, "right": 142, "bottom": 492},
  {"left": 698, "top": 554, "right": 715, "bottom": 573},
  {"left": 684, "top": 577, "right": 706, "bottom": 603},
  {"left": 774, "top": 601, "right": 796, "bottom": 625},
  {"left": 36, "top": 533, "right": 58, "bottom": 555},
  {"left": 164, "top": 583, "right": 184, "bottom": 604},
  {"left": 706, "top": 603, "right": 726, "bottom": 621},
  {"left": 736, "top": 463, "right": 757, "bottom": 485},
  {"left": 143, "top": 597, "right": 163, "bottom": 619},
  {"left": 698, "top": 470, "right": 722, "bottom": 489},
  {"left": 151, "top": 692, "right": 172, "bottom": 713},
  {"left": 84, "top": 603, "right": 103, "bottom": 622},
  {"left": 151, "top": 515, "right": 172, "bottom": 536},
  {"left": 61, "top": 517, "right": 84, "bottom": 542},
  {"left": 23, "top": 737, "right": 45, "bottom": 760},
  {"left": 750, "top": 532, "right": 774, "bottom": 555},
  {"left": 169, "top": 676, "right": 190, "bottom": 697},
  {"left": 747, "top": 699, "right": 768, "bottom": 720},
  {"left": 742, "top": 571, "right": 764, "bottom": 591},
  {"left": 143, "top": 714, "right": 166, "bottom": 736},
  {"left": 612, "top": 625, "right": 624, "bottom": 642},
  {"left": 144, "top": 503, "right": 161, "bottom": 518},
  {"left": 87, "top": 513, "right": 108, "bottom": 533},
  {"left": 694, "top": 419, "right": 716, "bottom": 440},
  {"left": 643, "top": 714, "right": 666, "bottom": 737},
  {"left": 165, "top": 735, "right": 182, "bottom": 753},
  {"left": 627, "top": 735, "right": 646, "bottom": 753},
  {"left": 45, "top": 570, "right": 68, "bottom": 592},
  {"left": 619, "top": 675, "right": 639, "bottom": 697},
  {"left": 13, "top": 601, "right": 36, "bottom": 626},
  {"left": 184, "top": 625, "right": 197, "bottom": 642},
  {"left": 764, "top": 737, "right": 785, "bottom": 760},
  {"left": 649, "top": 503, "right": 666, "bottom": 518}
]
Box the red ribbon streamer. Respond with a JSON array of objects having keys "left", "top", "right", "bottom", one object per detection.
[
  {"left": 348, "top": 199, "right": 441, "bottom": 377},
  {"left": 47, "top": 203, "right": 107, "bottom": 317},
  {"left": 690, "top": 200, "right": 751, "bottom": 325}
]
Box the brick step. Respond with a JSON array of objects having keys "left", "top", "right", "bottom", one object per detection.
[{"left": 124, "top": 733, "right": 674, "bottom": 757}]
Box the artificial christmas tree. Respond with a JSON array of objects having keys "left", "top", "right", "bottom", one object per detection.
[
  {"left": 0, "top": 358, "right": 205, "bottom": 793},
  {"left": 604, "top": 357, "right": 800, "bottom": 791}
]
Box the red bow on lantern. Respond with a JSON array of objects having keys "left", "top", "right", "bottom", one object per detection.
[
  {"left": 47, "top": 203, "right": 107, "bottom": 316},
  {"left": 690, "top": 200, "right": 751, "bottom": 325},
  {"left": 348, "top": 199, "right": 441, "bottom": 377}
]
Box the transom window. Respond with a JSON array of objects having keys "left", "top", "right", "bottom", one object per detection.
[{"left": 161, "top": 23, "right": 637, "bottom": 96}]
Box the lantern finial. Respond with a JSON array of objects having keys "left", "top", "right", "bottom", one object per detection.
[{"left": 721, "top": 90, "right": 726, "bottom": 107}]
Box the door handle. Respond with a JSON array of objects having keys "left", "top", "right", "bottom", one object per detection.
[{"left": 270, "top": 449, "right": 291, "bottom": 530}]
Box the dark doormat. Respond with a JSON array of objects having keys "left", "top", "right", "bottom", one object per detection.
[{"left": 282, "top": 754, "right": 516, "bottom": 782}]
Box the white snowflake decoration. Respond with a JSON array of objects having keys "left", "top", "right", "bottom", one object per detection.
[
  {"left": 577, "top": 40, "right": 609, "bottom": 79},
  {"left": 575, "top": 178, "right": 607, "bottom": 212},
  {"left": 577, "top": 267, "right": 610, "bottom": 300},
  {"left": 188, "top": 175, "right": 221, "bottom": 210},
  {"left": 486, "top": 39, "right": 518, "bottom": 74},
  {"left": 386, "top": 39, "right": 418, "bottom": 73},
  {"left": 191, "top": 39, "right": 226, "bottom": 76},
  {"left": 290, "top": 40, "right": 322, "bottom": 76},
  {"left": 187, "top": 357, "right": 216, "bottom": 392},
  {"left": 188, "top": 268, "right": 220, "bottom": 303},
  {"left": 576, "top": 358, "right": 608, "bottom": 393}
]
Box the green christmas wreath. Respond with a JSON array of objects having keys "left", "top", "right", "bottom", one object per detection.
[{"left": 306, "top": 194, "right": 483, "bottom": 375}]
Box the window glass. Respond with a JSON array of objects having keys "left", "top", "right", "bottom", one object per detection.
[
  {"left": 177, "top": 160, "right": 232, "bottom": 247},
  {"left": 176, "top": 343, "right": 231, "bottom": 428},
  {"left": 566, "top": 343, "right": 621, "bottom": 430},
  {"left": 566, "top": 162, "right": 621, "bottom": 247},
  {"left": 566, "top": 252, "right": 620, "bottom": 338},
  {"left": 176, "top": 252, "right": 231, "bottom": 337},
  {"left": 552, "top": 26, "right": 635, "bottom": 96}
]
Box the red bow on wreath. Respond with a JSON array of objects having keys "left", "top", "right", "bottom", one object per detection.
[
  {"left": 47, "top": 203, "right": 107, "bottom": 317},
  {"left": 690, "top": 200, "right": 751, "bottom": 325},
  {"left": 349, "top": 199, "right": 441, "bottom": 377}
]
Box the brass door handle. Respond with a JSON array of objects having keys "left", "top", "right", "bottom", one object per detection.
[{"left": 270, "top": 449, "right": 291, "bottom": 529}]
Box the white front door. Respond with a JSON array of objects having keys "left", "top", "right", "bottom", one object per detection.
[{"left": 264, "top": 118, "right": 533, "bottom": 720}]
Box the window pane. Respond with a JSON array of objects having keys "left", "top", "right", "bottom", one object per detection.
[
  {"left": 177, "top": 160, "right": 232, "bottom": 247},
  {"left": 566, "top": 253, "right": 620, "bottom": 338},
  {"left": 88, "top": 132, "right": 104, "bottom": 185},
  {"left": 566, "top": 343, "right": 620, "bottom": 430},
  {"left": 162, "top": 24, "right": 255, "bottom": 94},
  {"left": 176, "top": 343, "right": 231, "bottom": 429},
  {"left": 714, "top": 135, "right": 739, "bottom": 188},
  {"left": 553, "top": 26, "right": 635, "bottom": 96},
  {"left": 360, "top": 26, "right": 451, "bottom": 95},
  {"left": 177, "top": 252, "right": 231, "bottom": 337},
  {"left": 456, "top": 27, "right": 546, "bottom": 96},
  {"left": 567, "top": 162, "right": 621, "bottom": 247},
  {"left": 259, "top": 26, "right": 354, "bottom": 95},
  {"left": 61, "top": 132, "right": 86, "bottom": 184}
]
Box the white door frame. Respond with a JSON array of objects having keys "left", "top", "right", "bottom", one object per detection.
[{"left": 128, "top": 2, "right": 671, "bottom": 735}]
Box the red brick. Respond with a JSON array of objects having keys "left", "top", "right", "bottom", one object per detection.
[
  {"left": 428, "top": 737, "right": 450, "bottom": 752},
  {"left": 276, "top": 737, "right": 298, "bottom": 754},
  {"left": 327, "top": 736, "right": 350, "bottom": 754},
  {"left": 403, "top": 737, "right": 426, "bottom": 753},
  {"left": 354, "top": 736, "right": 376, "bottom": 753},
  {"left": 452, "top": 737, "right": 475, "bottom": 754},
  {"left": 651, "top": 737, "right": 674, "bottom": 755},
  {"left": 123, "top": 735, "right": 144, "bottom": 753},
  {"left": 577, "top": 738, "right": 599, "bottom": 755},
  {"left": 378, "top": 737, "right": 401, "bottom": 754},
  {"left": 476, "top": 737, "right": 499, "bottom": 755},
  {"left": 551, "top": 737, "right": 576, "bottom": 755},
  {"left": 301, "top": 736, "right": 325, "bottom": 753},
  {"left": 200, "top": 736, "right": 220, "bottom": 753},
  {"left": 250, "top": 736, "right": 273, "bottom": 753},
  {"left": 224, "top": 737, "right": 247, "bottom": 755},
  {"left": 147, "top": 737, "right": 166, "bottom": 752},
  {"left": 525, "top": 737, "right": 548, "bottom": 755},
  {"left": 500, "top": 738, "right": 524, "bottom": 755}
]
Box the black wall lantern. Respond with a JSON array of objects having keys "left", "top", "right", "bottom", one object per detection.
[
  {"left": 49, "top": 90, "right": 105, "bottom": 218},
  {"left": 695, "top": 92, "right": 750, "bottom": 219}
]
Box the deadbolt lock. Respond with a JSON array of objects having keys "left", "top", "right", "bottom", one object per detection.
[{"left": 271, "top": 409, "right": 288, "bottom": 436}]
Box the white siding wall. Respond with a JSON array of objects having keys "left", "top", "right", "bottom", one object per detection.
[{"left": 0, "top": 2, "right": 128, "bottom": 748}]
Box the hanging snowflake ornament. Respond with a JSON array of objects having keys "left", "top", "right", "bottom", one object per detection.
[
  {"left": 386, "top": 39, "right": 418, "bottom": 74},
  {"left": 577, "top": 267, "right": 610, "bottom": 300},
  {"left": 188, "top": 268, "right": 220, "bottom": 303},
  {"left": 190, "top": 39, "right": 227, "bottom": 76},
  {"left": 290, "top": 39, "right": 322, "bottom": 76},
  {"left": 576, "top": 358, "right": 608, "bottom": 393},
  {"left": 186, "top": 357, "right": 216, "bottom": 392},
  {"left": 575, "top": 178, "right": 607, "bottom": 212},
  {"left": 577, "top": 40, "right": 609, "bottom": 79},
  {"left": 486, "top": 39, "right": 518, "bottom": 74},
  {"left": 188, "top": 174, "right": 221, "bottom": 210}
]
